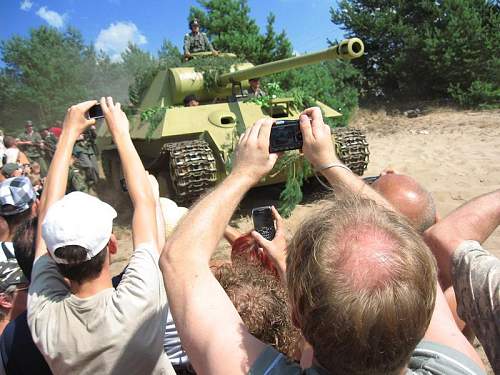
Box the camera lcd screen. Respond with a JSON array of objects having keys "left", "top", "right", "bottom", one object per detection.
[
  {"left": 87, "top": 104, "right": 104, "bottom": 120},
  {"left": 252, "top": 206, "right": 276, "bottom": 240},
  {"left": 269, "top": 120, "right": 303, "bottom": 152},
  {"left": 252, "top": 207, "right": 274, "bottom": 227}
]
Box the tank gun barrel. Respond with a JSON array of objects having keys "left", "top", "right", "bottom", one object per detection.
[{"left": 217, "top": 38, "right": 364, "bottom": 86}]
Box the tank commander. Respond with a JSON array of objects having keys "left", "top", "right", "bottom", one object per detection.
[
  {"left": 246, "top": 77, "right": 267, "bottom": 98},
  {"left": 183, "top": 19, "right": 218, "bottom": 60},
  {"left": 183, "top": 95, "right": 200, "bottom": 107}
]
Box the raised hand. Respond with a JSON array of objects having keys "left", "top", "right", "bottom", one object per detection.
[
  {"left": 300, "top": 107, "right": 339, "bottom": 169},
  {"left": 231, "top": 118, "right": 279, "bottom": 185},
  {"left": 251, "top": 206, "right": 287, "bottom": 279},
  {"left": 62, "top": 100, "right": 97, "bottom": 137},
  {"left": 100, "top": 97, "right": 129, "bottom": 138}
]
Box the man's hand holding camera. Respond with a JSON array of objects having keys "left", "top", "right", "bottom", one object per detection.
[
  {"left": 61, "top": 100, "right": 98, "bottom": 140},
  {"left": 100, "top": 97, "right": 130, "bottom": 139},
  {"left": 231, "top": 118, "right": 279, "bottom": 186},
  {"left": 300, "top": 107, "right": 340, "bottom": 169}
]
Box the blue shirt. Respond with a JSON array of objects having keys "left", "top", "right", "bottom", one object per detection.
[{"left": 0, "top": 311, "right": 52, "bottom": 374}]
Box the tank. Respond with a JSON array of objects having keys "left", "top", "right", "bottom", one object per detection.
[{"left": 97, "top": 38, "right": 370, "bottom": 203}]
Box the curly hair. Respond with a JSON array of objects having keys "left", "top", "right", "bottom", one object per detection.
[{"left": 214, "top": 257, "right": 300, "bottom": 357}]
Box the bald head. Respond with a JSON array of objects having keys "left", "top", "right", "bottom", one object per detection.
[{"left": 372, "top": 173, "right": 436, "bottom": 233}]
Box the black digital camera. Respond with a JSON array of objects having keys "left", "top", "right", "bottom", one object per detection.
[
  {"left": 269, "top": 120, "right": 303, "bottom": 153},
  {"left": 86, "top": 104, "right": 104, "bottom": 120}
]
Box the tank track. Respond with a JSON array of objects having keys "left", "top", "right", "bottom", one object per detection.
[
  {"left": 162, "top": 140, "right": 218, "bottom": 202},
  {"left": 332, "top": 128, "right": 369, "bottom": 176}
]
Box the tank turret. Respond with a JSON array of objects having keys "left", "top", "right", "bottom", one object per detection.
[{"left": 165, "top": 38, "right": 364, "bottom": 106}]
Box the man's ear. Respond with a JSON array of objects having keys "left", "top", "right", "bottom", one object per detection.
[
  {"left": 108, "top": 234, "right": 118, "bottom": 255},
  {"left": 0, "top": 293, "right": 13, "bottom": 310}
]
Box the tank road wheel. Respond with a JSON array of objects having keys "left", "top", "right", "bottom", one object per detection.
[
  {"left": 164, "top": 140, "right": 218, "bottom": 205},
  {"left": 332, "top": 128, "right": 370, "bottom": 176}
]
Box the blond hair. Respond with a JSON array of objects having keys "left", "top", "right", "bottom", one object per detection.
[{"left": 287, "top": 192, "right": 437, "bottom": 374}]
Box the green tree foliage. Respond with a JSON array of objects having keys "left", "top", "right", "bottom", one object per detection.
[
  {"left": 0, "top": 26, "right": 142, "bottom": 131},
  {"left": 272, "top": 60, "right": 362, "bottom": 126},
  {"left": 0, "top": 25, "right": 174, "bottom": 130},
  {"left": 158, "top": 40, "right": 183, "bottom": 67},
  {"left": 189, "top": 0, "right": 293, "bottom": 63},
  {"left": 331, "top": 0, "right": 500, "bottom": 107},
  {"left": 121, "top": 43, "right": 156, "bottom": 78},
  {"left": 128, "top": 40, "right": 183, "bottom": 108},
  {"left": 422, "top": 0, "right": 500, "bottom": 107},
  {"left": 1, "top": 27, "right": 93, "bottom": 129}
]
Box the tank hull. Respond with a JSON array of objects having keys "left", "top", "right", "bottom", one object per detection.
[{"left": 97, "top": 100, "right": 345, "bottom": 198}]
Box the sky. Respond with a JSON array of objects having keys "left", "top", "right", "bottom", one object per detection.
[{"left": 0, "top": 0, "right": 346, "bottom": 64}]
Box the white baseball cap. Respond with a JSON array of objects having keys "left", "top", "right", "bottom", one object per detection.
[
  {"left": 159, "top": 197, "right": 188, "bottom": 236},
  {"left": 42, "top": 192, "right": 117, "bottom": 264}
]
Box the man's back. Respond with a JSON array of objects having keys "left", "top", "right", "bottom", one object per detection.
[{"left": 28, "top": 245, "right": 174, "bottom": 375}]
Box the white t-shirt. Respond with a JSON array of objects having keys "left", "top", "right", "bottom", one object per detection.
[
  {"left": 164, "top": 309, "right": 190, "bottom": 366},
  {"left": 27, "top": 245, "right": 175, "bottom": 375},
  {"left": 4, "top": 148, "right": 19, "bottom": 164}
]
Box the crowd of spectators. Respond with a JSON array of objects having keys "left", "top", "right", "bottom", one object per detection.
[
  {"left": 0, "top": 120, "right": 98, "bottom": 196},
  {"left": 0, "top": 98, "right": 497, "bottom": 375}
]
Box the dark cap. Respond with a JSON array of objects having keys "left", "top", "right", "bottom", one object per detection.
[
  {"left": 0, "top": 259, "right": 28, "bottom": 293},
  {"left": 189, "top": 18, "right": 200, "bottom": 27},
  {"left": 1, "top": 163, "right": 21, "bottom": 178}
]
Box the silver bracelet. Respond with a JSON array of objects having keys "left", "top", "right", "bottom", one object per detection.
[{"left": 314, "top": 162, "right": 352, "bottom": 173}]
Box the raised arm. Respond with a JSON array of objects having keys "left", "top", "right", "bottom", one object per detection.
[
  {"left": 423, "top": 282, "right": 485, "bottom": 370},
  {"left": 100, "top": 97, "right": 158, "bottom": 250},
  {"left": 149, "top": 174, "right": 166, "bottom": 250},
  {"left": 35, "top": 101, "right": 97, "bottom": 258},
  {"left": 424, "top": 189, "right": 500, "bottom": 288},
  {"left": 160, "top": 118, "right": 278, "bottom": 375},
  {"left": 423, "top": 190, "right": 500, "bottom": 372},
  {"left": 300, "top": 108, "right": 394, "bottom": 210}
]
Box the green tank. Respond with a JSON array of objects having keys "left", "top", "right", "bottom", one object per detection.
[{"left": 97, "top": 38, "right": 370, "bottom": 203}]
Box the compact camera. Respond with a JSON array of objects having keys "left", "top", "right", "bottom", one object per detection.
[{"left": 269, "top": 120, "right": 303, "bottom": 153}]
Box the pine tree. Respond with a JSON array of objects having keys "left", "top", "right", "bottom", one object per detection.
[
  {"left": 189, "top": 0, "right": 292, "bottom": 63},
  {"left": 331, "top": 0, "right": 500, "bottom": 106}
]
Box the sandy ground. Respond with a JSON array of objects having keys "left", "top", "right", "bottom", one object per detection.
[{"left": 109, "top": 107, "right": 499, "bottom": 373}]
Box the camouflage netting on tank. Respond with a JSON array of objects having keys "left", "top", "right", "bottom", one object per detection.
[
  {"left": 245, "top": 82, "right": 316, "bottom": 113},
  {"left": 184, "top": 56, "right": 244, "bottom": 90},
  {"left": 140, "top": 106, "right": 167, "bottom": 140}
]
